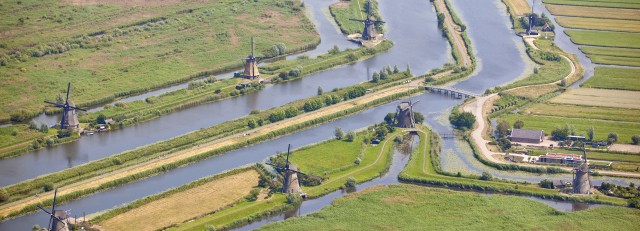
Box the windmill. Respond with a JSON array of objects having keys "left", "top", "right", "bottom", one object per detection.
[
  {"left": 572, "top": 144, "right": 592, "bottom": 194},
  {"left": 526, "top": 0, "right": 538, "bottom": 35},
  {"left": 241, "top": 37, "right": 267, "bottom": 80},
  {"left": 44, "top": 83, "right": 86, "bottom": 130},
  {"left": 266, "top": 144, "right": 306, "bottom": 194},
  {"left": 349, "top": 1, "right": 385, "bottom": 41},
  {"left": 37, "top": 189, "right": 70, "bottom": 231},
  {"left": 394, "top": 100, "right": 419, "bottom": 128}
]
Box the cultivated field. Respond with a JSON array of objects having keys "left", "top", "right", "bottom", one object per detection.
[
  {"left": 543, "top": 0, "right": 640, "bottom": 9},
  {"left": 502, "top": 0, "right": 530, "bottom": 16},
  {"left": 524, "top": 103, "right": 640, "bottom": 123},
  {"left": 555, "top": 17, "right": 640, "bottom": 33},
  {"left": 259, "top": 185, "right": 640, "bottom": 230},
  {"left": 549, "top": 88, "right": 640, "bottom": 109},
  {"left": 500, "top": 114, "right": 640, "bottom": 143},
  {"left": 98, "top": 170, "right": 259, "bottom": 231},
  {"left": 546, "top": 4, "right": 640, "bottom": 20},
  {"left": 565, "top": 30, "right": 640, "bottom": 49},
  {"left": 581, "top": 66, "right": 640, "bottom": 91},
  {"left": 0, "top": 0, "right": 318, "bottom": 122}
]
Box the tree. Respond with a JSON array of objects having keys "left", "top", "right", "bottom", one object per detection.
[
  {"left": 43, "top": 183, "right": 54, "bottom": 192},
  {"left": 317, "top": 86, "right": 323, "bottom": 95},
  {"left": 0, "top": 188, "right": 9, "bottom": 202},
  {"left": 345, "top": 177, "right": 357, "bottom": 188},
  {"left": 497, "top": 137, "right": 511, "bottom": 150},
  {"left": 608, "top": 133, "right": 618, "bottom": 144},
  {"left": 393, "top": 65, "right": 400, "bottom": 73},
  {"left": 248, "top": 119, "right": 257, "bottom": 129},
  {"left": 335, "top": 127, "right": 344, "bottom": 140},
  {"left": 406, "top": 64, "right": 411, "bottom": 75},
  {"left": 551, "top": 125, "right": 569, "bottom": 141},
  {"left": 245, "top": 188, "right": 260, "bottom": 202},
  {"left": 97, "top": 114, "right": 107, "bottom": 124},
  {"left": 40, "top": 124, "right": 49, "bottom": 133},
  {"left": 539, "top": 179, "right": 554, "bottom": 189},
  {"left": 449, "top": 112, "right": 475, "bottom": 130},
  {"left": 479, "top": 172, "right": 493, "bottom": 181},
  {"left": 632, "top": 135, "right": 640, "bottom": 145},
  {"left": 496, "top": 120, "right": 511, "bottom": 138},
  {"left": 587, "top": 126, "right": 595, "bottom": 141},
  {"left": 414, "top": 112, "right": 425, "bottom": 124},
  {"left": 513, "top": 120, "right": 524, "bottom": 129},
  {"left": 384, "top": 112, "right": 396, "bottom": 125},
  {"left": 329, "top": 45, "right": 340, "bottom": 55},
  {"left": 205, "top": 224, "right": 217, "bottom": 231},
  {"left": 345, "top": 131, "right": 355, "bottom": 142},
  {"left": 29, "top": 121, "right": 38, "bottom": 130},
  {"left": 372, "top": 72, "right": 380, "bottom": 82}
]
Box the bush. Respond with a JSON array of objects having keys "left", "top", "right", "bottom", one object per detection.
[
  {"left": 248, "top": 119, "right": 257, "bottom": 129},
  {"left": 449, "top": 112, "right": 475, "bottom": 130},
  {"left": 0, "top": 188, "right": 9, "bottom": 202},
  {"left": 513, "top": 120, "right": 524, "bottom": 129},
  {"left": 479, "top": 172, "right": 493, "bottom": 181},
  {"left": 414, "top": 112, "right": 425, "bottom": 124},
  {"left": 345, "top": 177, "right": 357, "bottom": 188},
  {"left": 205, "top": 224, "right": 217, "bottom": 231},
  {"left": 608, "top": 133, "right": 618, "bottom": 144},
  {"left": 245, "top": 188, "right": 260, "bottom": 201},
  {"left": 43, "top": 183, "right": 54, "bottom": 192},
  {"left": 633, "top": 135, "right": 640, "bottom": 145},
  {"left": 11, "top": 129, "right": 18, "bottom": 136},
  {"left": 551, "top": 125, "right": 569, "bottom": 141},
  {"left": 345, "top": 131, "right": 355, "bottom": 142},
  {"left": 539, "top": 179, "right": 554, "bottom": 189},
  {"left": 335, "top": 127, "right": 344, "bottom": 140},
  {"left": 629, "top": 197, "right": 640, "bottom": 209}
]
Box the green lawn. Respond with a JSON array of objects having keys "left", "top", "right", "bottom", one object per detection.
[
  {"left": 565, "top": 30, "right": 640, "bottom": 49},
  {"left": 581, "top": 47, "right": 640, "bottom": 58},
  {"left": 543, "top": 0, "right": 640, "bottom": 9},
  {"left": 588, "top": 55, "right": 640, "bottom": 67},
  {"left": 329, "top": 0, "right": 383, "bottom": 35},
  {"left": 555, "top": 16, "right": 640, "bottom": 33},
  {"left": 0, "top": 0, "right": 318, "bottom": 122},
  {"left": 0, "top": 125, "right": 45, "bottom": 149},
  {"left": 500, "top": 114, "right": 640, "bottom": 143},
  {"left": 524, "top": 103, "right": 640, "bottom": 123},
  {"left": 290, "top": 136, "right": 363, "bottom": 176},
  {"left": 581, "top": 67, "right": 640, "bottom": 91},
  {"left": 546, "top": 4, "right": 640, "bottom": 20},
  {"left": 259, "top": 185, "right": 640, "bottom": 231}
]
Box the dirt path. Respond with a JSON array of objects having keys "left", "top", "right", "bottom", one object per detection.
[
  {"left": 0, "top": 81, "right": 421, "bottom": 218},
  {"left": 435, "top": 0, "right": 471, "bottom": 67}
]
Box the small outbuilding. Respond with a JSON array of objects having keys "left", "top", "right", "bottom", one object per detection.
[{"left": 509, "top": 129, "right": 543, "bottom": 144}]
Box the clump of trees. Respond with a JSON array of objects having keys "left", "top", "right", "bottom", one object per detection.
[
  {"left": 495, "top": 120, "right": 511, "bottom": 151},
  {"left": 449, "top": 111, "right": 475, "bottom": 130},
  {"left": 539, "top": 179, "right": 554, "bottom": 189}
]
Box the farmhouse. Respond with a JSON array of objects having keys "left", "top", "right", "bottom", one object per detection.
[
  {"left": 509, "top": 129, "right": 543, "bottom": 144},
  {"left": 538, "top": 153, "right": 582, "bottom": 165}
]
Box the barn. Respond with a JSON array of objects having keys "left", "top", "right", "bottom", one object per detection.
[{"left": 509, "top": 129, "right": 543, "bottom": 144}]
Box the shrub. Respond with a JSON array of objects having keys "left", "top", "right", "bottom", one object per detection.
[
  {"left": 414, "top": 112, "right": 425, "bottom": 124},
  {"left": 248, "top": 119, "right": 257, "bottom": 129},
  {"left": 345, "top": 131, "right": 355, "bottom": 142},
  {"left": 513, "top": 120, "right": 524, "bottom": 129},
  {"left": 11, "top": 129, "right": 18, "bottom": 136},
  {"left": 449, "top": 112, "right": 475, "bottom": 130},
  {"left": 43, "top": 183, "right": 54, "bottom": 192},
  {"left": 608, "top": 133, "right": 618, "bottom": 144},
  {"left": 633, "top": 135, "right": 640, "bottom": 145},
  {"left": 29, "top": 121, "right": 38, "bottom": 130},
  {"left": 40, "top": 124, "right": 49, "bottom": 133},
  {"left": 205, "top": 224, "right": 217, "bottom": 231},
  {"left": 335, "top": 127, "right": 344, "bottom": 140},
  {"left": 245, "top": 188, "right": 260, "bottom": 202},
  {"left": 539, "top": 179, "right": 554, "bottom": 189},
  {"left": 345, "top": 177, "right": 357, "bottom": 188},
  {"left": 111, "top": 157, "right": 122, "bottom": 165},
  {"left": 0, "top": 188, "right": 9, "bottom": 202},
  {"left": 354, "top": 157, "right": 361, "bottom": 165},
  {"left": 629, "top": 197, "right": 640, "bottom": 209},
  {"left": 479, "top": 172, "right": 493, "bottom": 181}
]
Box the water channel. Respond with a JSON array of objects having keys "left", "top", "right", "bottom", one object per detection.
[
  {"left": 0, "top": 0, "right": 449, "bottom": 186},
  {"left": 0, "top": 0, "right": 635, "bottom": 229}
]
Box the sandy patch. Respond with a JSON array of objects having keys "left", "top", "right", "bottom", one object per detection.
[{"left": 609, "top": 144, "right": 640, "bottom": 154}]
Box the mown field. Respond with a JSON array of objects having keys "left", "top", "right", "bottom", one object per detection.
[
  {"left": 290, "top": 136, "right": 363, "bottom": 176},
  {"left": 549, "top": 88, "right": 640, "bottom": 109},
  {"left": 524, "top": 103, "right": 640, "bottom": 123},
  {"left": 581, "top": 67, "right": 640, "bottom": 91},
  {"left": 581, "top": 47, "right": 640, "bottom": 67},
  {"left": 546, "top": 4, "right": 640, "bottom": 20},
  {"left": 500, "top": 114, "right": 640, "bottom": 143},
  {"left": 555, "top": 17, "right": 640, "bottom": 33},
  {"left": 543, "top": 0, "right": 640, "bottom": 9},
  {"left": 259, "top": 185, "right": 640, "bottom": 230},
  {"left": 0, "top": 0, "right": 318, "bottom": 122},
  {"left": 502, "top": 0, "right": 530, "bottom": 16},
  {"left": 565, "top": 30, "right": 640, "bottom": 49},
  {"left": 588, "top": 55, "right": 640, "bottom": 67},
  {"left": 329, "top": 0, "right": 383, "bottom": 35}
]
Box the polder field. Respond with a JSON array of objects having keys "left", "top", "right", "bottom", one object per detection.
[
  {"left": 0, "top": 0, "right": 318, "bottom": 123},
  {"left": 258, "top": 185, "right": 640, "bottom": 231},
  {"left": 543, "top": 0, "right": 640, "bottom": 67}
]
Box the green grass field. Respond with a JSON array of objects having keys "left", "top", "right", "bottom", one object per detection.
[
  {"left": 524, "top": 103, "right": 640, "bottom": 123},
  {"left": 589, "top": 55, "right": 640, "bottom": 67},
  {"left": 581, "top": 67, "right": 640, "bottom": 91},
  {"left": 500, "top": 114, "right": 640, "bottom": 144},
  {"left": 0, "top": 0, "right": 318, "bottom": 122},
  {"left": 565, "top": 30, "right": 640, "bottom": 49},
  {"left": 259, "top": 185, "right": 640, "bottom": 230},
  {"left": 546, "top": 4, "right": 640, "bottom": 20},
  {"left": 555, "top": 17, "right": 640, "bottom": 33},
  {"left": 329, "top": 0, "right": 383, "bottom": 35},
  {"left": 290, "top": 137, "right": 363, "bottom": 176},
  {"left": 581, "top": 47, "right": 640, "bottom": 58},
  {"left": 543, "top": 0, "right": 640, "bottom": 9}
]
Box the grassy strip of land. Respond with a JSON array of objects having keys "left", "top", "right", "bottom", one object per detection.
[
  {"left": 523, "top": 103, "right": 640, "bottom": 123},
  {"left": 500, "top": 114, "right": 640, "bottom": 144},
  {"left": 581, "top": 67, "right": 640, "bottom": 91},
  {"left": 329, "top": 0, "right": 383, "bottom": 35},
  {"left": 546, "top": 4, "right": 640, "bottom": 20},
  {"left": 543, "top": 0, "right": 640, "bottom": 9},
  {"left": 565, "top": 30, "right": 640, "bottom": 49},
  {"left": 0, "top": 0, "right": 319, "bottom": 123},
  {"left": 502, "top": 0, "right": 530, "bottom": 16},
  {"left": 581, "top": 47, "right": 640, "bottom": 58},
  {"left": 258, "top": 184, "right": 640, "bottom": 230},
  {"left": 555, "top": 16, "right": 640, "bottom": 33},
  {"left": 588, "top": 54, "right": 640, "bottom": 67},
  {"left": 550, "top": 88, "right": 640, "bottom": 109},
  {"left": 169, "top": 127, "right": 404, "bottom": 231},
  {"left": 92, "top": 167, "right": 259, "bottom": 231}
]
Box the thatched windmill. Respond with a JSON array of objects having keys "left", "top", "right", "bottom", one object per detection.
[
  {"left": 37, "top": 189, "right": 70, "bottom": 231},
  {"left": 241, "top": 37, "right": 266, "bottom": 80},
  {"left": 44, "top": 82, "right": 86, "bottom": 130},
  {"left": 394, "top": 100, "right": 419, "bottom": 128},
  {"left": 267, "top": 144, "right": 306, "bottom": 194},
  {"left": 572, "top": 145, "right": 592, "bottom": 194},
  {"left": 349, "top": 1, "right": 385, "bottom": 41}
]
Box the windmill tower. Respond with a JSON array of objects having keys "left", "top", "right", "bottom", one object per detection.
[
  {"left": 394, "top": 100, "right": 419, "bottom": 128},
  {"left": 37, "top": 189, "right": 70, "bottom": 231},
  {"left": 572, "top": 145, "right": 592, "bottom": 194},
  {"left": 349, "top": 1, "right": 385, "bottom": 41},
  {"left": 241, "top": 37, "right": 266, "bottom": 80},
  {"left": 267, "top": 144, "right": 306, "bottom": 194},
  {"left": 526, "top": 0, "right": 538, "bottom": 35},
  {"left": 44, "top": 83, "right": 86, "bottom": 130}
]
